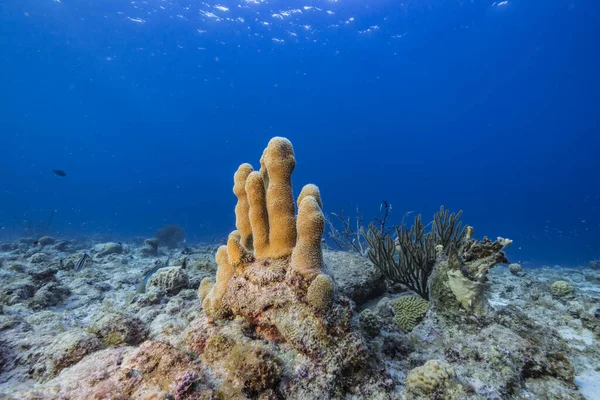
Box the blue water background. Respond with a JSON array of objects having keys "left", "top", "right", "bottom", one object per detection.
[{"left": 1, "top": 0, "right": 599, "bottom": 266}]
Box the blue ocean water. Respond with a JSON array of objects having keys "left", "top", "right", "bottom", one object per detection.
[{"left": 0, "top": 0, "right": 598, "bottom": 266}]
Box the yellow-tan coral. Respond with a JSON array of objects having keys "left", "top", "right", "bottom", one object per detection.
[
  {"left": 306, "top": 273, "right": 334, "bottom": 314},
  {"left": 233, "top": 163, "right": 254, "bottom": 250},
  {"left": 202, "top": 246, "right": 234, "bottom": 315},
  {"left": 405, "top": 359, "right": 463, "bottom": 399},
  {"left": 199, "top": 137, "right": 338, "bottom": 355},
  {"left": 197, "top": 277, "right": 214, "bottom": 303}
]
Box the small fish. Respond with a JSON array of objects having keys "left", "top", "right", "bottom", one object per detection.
[
  {"left": 137, "top": 257, "right": 170, "bottom": 294},
  {"left": 75, "top": 253, "right": 90, "bottom": 271},
  {"left": 33, "top": 241, "right": 40, "bottom": 246},
  {"left": 52, "top": 169, "right": 67, "bottom": 177}
]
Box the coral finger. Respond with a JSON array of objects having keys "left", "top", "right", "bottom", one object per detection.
[
  {"left": 261, "top": 137, "right": 297, "bottom": 258},
  {"left": 233, "top": 163, "right": 254, "bottom": 250},
  {"left": 291, "top": 195, "right": 325, "bottom": 279},
  {"left": 246, "top": 171, "right": 270, "bottom": 258}
]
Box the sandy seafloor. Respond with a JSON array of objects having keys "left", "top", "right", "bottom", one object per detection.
[{"left": 0, "top": 236, "right": 599, "bottom": 399}]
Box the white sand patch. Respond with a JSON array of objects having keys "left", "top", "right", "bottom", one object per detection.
[
  {"left": 557, "top": 326, "right": 594, "bottom": 351},
  {"left": 580, "top": 286, "right": 600, "bottom": 293},
  {"left": 575, "top": 369, "right": 600, "bottom": 399},
  {"left": 489, "top": 293, "right": 510, "bottom": 308}
]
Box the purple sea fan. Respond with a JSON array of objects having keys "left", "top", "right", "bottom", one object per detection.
[{"left": 174, "top": 369, "right": 197, "bottom": 400}]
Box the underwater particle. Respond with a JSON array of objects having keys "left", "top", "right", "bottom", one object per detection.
[
  {"left": 391, "top": 296, "right": 429, "bottom": 332},
  {"left": 359, "top": 308, "right": 382, "bottom": 337},
  {"left": 509, "top": 263, "right": 523, "bottom": 276},
  {"left": 551, "top": 281, "right": 574, "bottom": 297},
  {"left": 52, "top": 169, "right": 66, "bottom": 177}
]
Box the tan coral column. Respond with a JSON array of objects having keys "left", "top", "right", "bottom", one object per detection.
[
  {"left": 291, "top": 189, "right": 325, "bottom": 279},
  {"left": 246, "top": 171, "right": 270, "bottom": 258},
  {"left": 202, "top": 246, "right": 234, "bottom": 313},
  {"left": 260, "top": 137, "right": 297, "bottom": 258},
  {"left": 297, "top": 184, "right": 322, "bottom": 209},
  {"left": 233, "top": 163, "right": 254, "bottom": 250}
]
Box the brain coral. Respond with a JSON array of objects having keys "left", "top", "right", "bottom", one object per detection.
[
  {"left": 392, "top": 295, "right": 429, "bottom": 332},
  {"left": 405, "top": 359, "right": 457, "bottom": 399},
  {"left": 551, "top": 280, "right": 574, "bottom": 297}
]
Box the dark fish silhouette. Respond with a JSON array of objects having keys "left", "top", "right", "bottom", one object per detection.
[
  {"left": 75, "top": 253, "right": 90, "bottom": 271},
  {"left": 52, "top": 169, "right": 66, "bottom": 177},
  {"left": 137, "top": 257, "right": 170, "bottom": 294}
]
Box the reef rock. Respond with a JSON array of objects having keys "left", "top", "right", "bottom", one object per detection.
[
  {"left": 96, "top": 242, "right": 124, "bottom": 257},
  {"left": 87, "top": 312, "right": 149, "bottom": 347},
  {"left": 146, "top": 266, "right": 189, "bottom": 295},
  {"left": 324, "top": 249, "right": 386, "bottom": 305}
]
